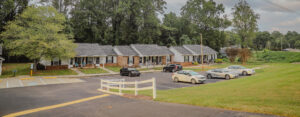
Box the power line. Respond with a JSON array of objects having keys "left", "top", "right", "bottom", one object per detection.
[{"left": 262, "top": 0, "right": 300, "bottom": 15}]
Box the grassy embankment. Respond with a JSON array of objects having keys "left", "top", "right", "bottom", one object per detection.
[
  {"left": 1, "top": 63, "right": 77, "bottom": 78},
  {"left": 154, "top": 63, "right": 300, "bottom": 117}
]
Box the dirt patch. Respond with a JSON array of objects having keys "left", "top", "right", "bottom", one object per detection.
[
  {"left": 292, "top": 62, "right": 300, "bottom": 64},
  {"left": 122, "top": 94, "right": 153, "bottom": 100}
]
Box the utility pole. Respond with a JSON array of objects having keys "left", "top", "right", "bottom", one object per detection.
[{"left": 200, "top": 33, "right": 204, "bottom": 71}]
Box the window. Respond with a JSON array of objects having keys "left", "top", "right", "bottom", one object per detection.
[
  {"left": 184, "top": 56, "right": 189, "bottom": 62},
  {"left": 106, "top": 56, "right": 113, "bottom": 63},
  {"left": 139, "top": 57, "right": 142, "bottom": 63},
  {"left": 178, "top": 71, "right": 184, "bottom": 74},
  {"left": 128, "top": 56, "right": 133, "bottom": 64},
  {"left": 87, "top": 57, "right": 93, "bottom": 64},
  {"left": 70, "top": 58, "right": 73, "bottom": 65},
  {"left": 96, "top": 57, "right": 100, "bottom": 64},
  {"left": 51, "top": 58, "right": 61, "bottom": 66},
  {"left": 167, "top": 56, "right": 170, "bottom": 62}
]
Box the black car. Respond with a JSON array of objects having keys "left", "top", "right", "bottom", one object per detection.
[
  {"left": 163, "top": 64, "right": 183, "bottom": 72},
  {"left": 120, "top": 68, "right": 141, "bottom": 77}
]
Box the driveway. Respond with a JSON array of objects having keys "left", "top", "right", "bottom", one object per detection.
[{"left": 0, "top": 72, "right": 276, "bottom": 117}]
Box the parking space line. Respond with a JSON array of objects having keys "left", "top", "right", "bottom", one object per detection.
[
  {"left": 21, "top": 78, "right": 35, "bottom": 80},
  {"left": 6, "top": 81, "right": 9, "bottom": 88},
  {"left": 3, "top": 94, "right": 110, "bottom": 117},
  {"left": 39, "top": 78, "right": 47, "bottom": 85}
]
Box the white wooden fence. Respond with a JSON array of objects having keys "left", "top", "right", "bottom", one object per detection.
[{"left": 99, "top": 78, "right": 156, "bottom": 99}]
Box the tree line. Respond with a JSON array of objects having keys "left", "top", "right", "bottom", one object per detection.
[{"left": 0, "top": 0, "right": 300, "bottom": 64}]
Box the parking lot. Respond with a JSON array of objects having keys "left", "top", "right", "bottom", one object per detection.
[
  {"left": 0, "top": 71, "right": 272, "bottom": 117},
  {"left": 93, "top": 71, "right": 227, "bottom": 90}
]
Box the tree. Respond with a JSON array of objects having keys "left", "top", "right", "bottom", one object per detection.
[
  {"left": 253, "top": 31, "right": 272, "bottom": 50},
  {"left": 181, "top": 0, "right": 231, "bottom": 50},
  {"left": 70, "top": 0, "right": 165, "bottom": 45},
  {"left": 225, "top": 48, "right": 239, "bottom": 62},
  {"left": 0, "top": 0, "right": 28, "bottom": 33},
  {"left": 0, "top": 6, "right": 76, "bottom": 71},
  {"left": 39, "top": 0, "right": 79, "bottom": 15},
  {"left": 232, "top": 0, "right": 259, "bottom": 48}
]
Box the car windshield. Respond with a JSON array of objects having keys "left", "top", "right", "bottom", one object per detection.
[
  {"left": 188, "top": 71, "right": 199, "bottom": 76},
  {"left": 236, "top": 66, "right": 246, "bottom": 69},
  {"left": 128, "top": 68, "right": 137, "bottom": 71}
]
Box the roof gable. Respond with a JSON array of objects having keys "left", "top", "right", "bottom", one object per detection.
[
  {"left": 131, "top": 44, "right": 173, "bottom": 56},
  {"left": 114, "top": 46, "right": 138, "bottom": 56},
  {"left": 171, "top": 46, "right": 193, "bottom": 55},
  {"left": 75, "top": 43, "right": 107, "bottom": 56},
  {"left": 183, "top": 45, "right": 217, "bottom": 55}
]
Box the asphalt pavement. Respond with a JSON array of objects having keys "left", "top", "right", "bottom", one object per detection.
[{"left": 0, "top": 72, "right": 277, "bottom": 117}]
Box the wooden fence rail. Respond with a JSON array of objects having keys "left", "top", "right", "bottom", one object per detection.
[{"left": 99, "top": 78, "right": 156, "bottom": 99}]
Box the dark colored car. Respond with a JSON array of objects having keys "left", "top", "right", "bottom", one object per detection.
[
  {"left": 120, "top": 68, "right": 141, "bottom": 77},
  {"left": 163, "top": 64, "right": 183, "bottom": 72}
]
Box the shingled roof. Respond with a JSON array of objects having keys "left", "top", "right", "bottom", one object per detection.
[
  {"left": 171, "top": 46, "right": 193, "bottom": 55},
  {"left": 75, "top": 43, "right": 107, "bottom": 56},
  {"left": 131, "top": 44, "right": 173, "bottom": 56},
  {"left": 114, "top": 46, "right": 138, "bottom": 56},
  {"left": 183, "top": 45, "right": 217, "bottom": 55},
  {"left": 98, "top": 45, "right": 117, "bottom": 55}
]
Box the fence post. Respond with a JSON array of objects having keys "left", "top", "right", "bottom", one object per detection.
[
  {"left": 152, "top": 77, "right": 156, "bottom": 99},
  {"left": 135, "top": 80, "right": 138, "bottom": 96}
]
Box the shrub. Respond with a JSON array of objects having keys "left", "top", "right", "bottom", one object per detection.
[
  {"left": 193, "top": 62, "right": 199, "bottom": 65},
  {"left": 215, "top": 59, "right": 223, "bottom": 63},
  {"left": 256, "top": 51, "right": 300, "bottom": 63}
]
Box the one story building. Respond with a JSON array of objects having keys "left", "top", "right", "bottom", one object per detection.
[
  {"left": 114, "top": 44, "right": 174, "bottom": 67},
  {"left": 40, "top": 43, "right": 174, "bottom": 69},
  {"left": 169, "top": 45, "right": 218, "bottom": 66}
]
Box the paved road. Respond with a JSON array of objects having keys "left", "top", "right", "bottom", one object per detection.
[{"left": 0, "top": 72, "right": 276, "bottom": 117}]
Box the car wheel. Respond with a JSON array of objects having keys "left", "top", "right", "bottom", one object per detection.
[
  {"left": 174, "top": 77, "right": 179, "bottom": 82},
  {"left": 242, "top": 71, "right": 247, "bottom": 76},
  {"left": 163, "top": 69, "right": 166, "bottom": 72},
  {"left": 172, "top": 69, "right": 175, "bottom": 72},
  {"left": 191, "top": 79, "right": 197, "bottom": 84},
  {"left": 207, "top": 74, "right": 212, "bottom": 79},
  {"left": 225, "top": 74, "right": 230, "bottom": 80},
  {"left": 129, "top": 72, "right": 132, "bottom": 77}
]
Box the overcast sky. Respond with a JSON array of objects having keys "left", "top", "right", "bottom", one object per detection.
[{"left": 164, "top": 0, "right": 300, "bottom": 34}]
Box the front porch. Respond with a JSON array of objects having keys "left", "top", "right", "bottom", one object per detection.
[{"left": 69, "top": 56, "right": 116, "bottom": 68}]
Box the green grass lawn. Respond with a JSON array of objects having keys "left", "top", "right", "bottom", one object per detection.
[
  {"left": 154, "top": 63, "right": 300, "bottom": 117},
  {"left": 33, "top": 69, "right": 78, "bottom": 76},
  {"left": 105, "top": 66, "right": 121, "bottom": 72},
  {"left": 0, "top": 63, "right": 78, "bottom": 78},
  {"left": 1, "top": 63, "right": 31, "bottom": 78},
  {"left": 78, "top": 68, "right": 108, "bottom": 74}
]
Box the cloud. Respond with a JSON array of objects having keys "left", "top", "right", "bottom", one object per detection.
[{"left": 279, "top": 17, "right": 300, "bottom": 26}]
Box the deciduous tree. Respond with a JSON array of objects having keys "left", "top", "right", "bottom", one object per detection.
[{"left": 0, "top": 6, "right": 76, "bottom": 71}]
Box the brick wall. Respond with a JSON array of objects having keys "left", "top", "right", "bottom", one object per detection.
[
  {"left": 173, "top": 62, "right": 193, "bottom": 66},
  {"left": 46, "top": 65, "right": 68, "bottom": 70},
  {"left": 134, "top": 56, "right": 140, "bottom": 67}
]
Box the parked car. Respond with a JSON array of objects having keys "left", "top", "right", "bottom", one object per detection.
[
  {"left": 163, "top": 64, "right": 182, "bottom": 72},
  {"left": 225, "top": 65, "right": 255, "bottom": 76},
  {"left": 120, "top": 68, "right": 140, "bottom": 77},
  {"left": 172, "top": 70, "right": 206, "bottom": 84},
  {"left": 206, "top": 69, "right": 239, "bottom": 80}
]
